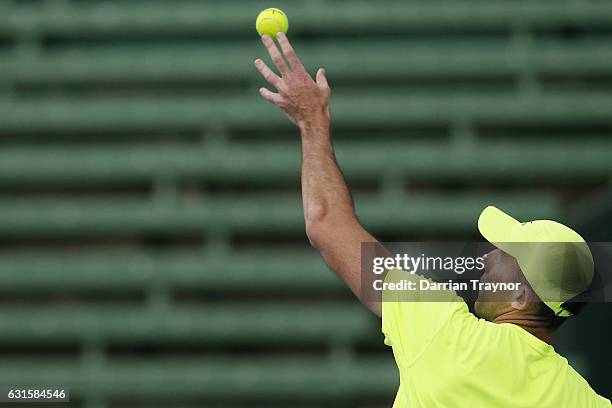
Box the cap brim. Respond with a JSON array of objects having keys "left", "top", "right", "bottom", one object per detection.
[{"left": 478, "top": 206, "right": 521, "bottom": 248}]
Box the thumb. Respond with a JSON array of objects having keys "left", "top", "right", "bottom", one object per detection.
[{"left": 316, "top": 68, "right": 329, "bottom": 88}]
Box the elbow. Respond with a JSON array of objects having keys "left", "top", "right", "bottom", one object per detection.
[
  {"left": 304, "top": 202, "right": 356, "bottom": 249},
  {"left": 304, "top": 203, "right": 329, "bottom": 249},
  {"left": 305, "top": 221, "right": 326, "bottom": 249}
]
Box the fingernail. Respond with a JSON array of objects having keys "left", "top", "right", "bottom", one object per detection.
[{"left": 254, "top": 59, "right": 260, "bottom": 65}]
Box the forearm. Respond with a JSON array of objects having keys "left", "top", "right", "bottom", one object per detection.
[{"left": 299, "top": 117, "right": 355, "bottom": 230}]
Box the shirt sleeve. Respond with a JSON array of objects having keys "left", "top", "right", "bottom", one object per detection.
[{"left": 381, "top": 268, "right": 469, "bottom": 365}]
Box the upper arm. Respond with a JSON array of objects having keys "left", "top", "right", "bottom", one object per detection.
[{"left": 307, "top": 215, "right": 387, "bottom": 317}]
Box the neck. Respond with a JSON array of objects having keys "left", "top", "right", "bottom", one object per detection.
[{"left": 493, "top": 310, "right": 554, "bottom": 344}]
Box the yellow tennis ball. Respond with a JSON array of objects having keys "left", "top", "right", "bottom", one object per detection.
[{"left": 256, "top": 8, "right": 289, "bottom": 39}]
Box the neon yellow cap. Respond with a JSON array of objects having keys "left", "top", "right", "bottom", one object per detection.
[{"left": 478, "top": 206, "right": 593, "bottom": 317}]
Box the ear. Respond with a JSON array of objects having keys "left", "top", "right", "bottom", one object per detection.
[{"left": 510, "top": 285, "right": 529, "bottom": 311}]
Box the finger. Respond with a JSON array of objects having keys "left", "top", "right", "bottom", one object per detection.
[
  {"left": 254, "top": 59, "right": 282, "bottom": 89},
  {"left": 276, "top": 32, "right": 305, "bottom": 72},
  {"left": 259, "top": 87, "right": 283, "bottom": 105},
  {"left": 316, "top": 67, "right": 329, "bottom": 89},
  {"left": 261, "top": 34, "right": 289, "bottom": 74}
]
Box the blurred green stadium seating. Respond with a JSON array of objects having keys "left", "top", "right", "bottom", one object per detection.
[{"left": 0, "top": 1, "right": 611, "bottom": 407}]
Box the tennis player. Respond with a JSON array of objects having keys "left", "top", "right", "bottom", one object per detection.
[{"left": 255, "top": 32, "right": 610, "bottom": 407}]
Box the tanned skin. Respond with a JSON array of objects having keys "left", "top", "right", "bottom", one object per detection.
[{"left": 254, "top": 32, "right": 553, "bottom": 344}]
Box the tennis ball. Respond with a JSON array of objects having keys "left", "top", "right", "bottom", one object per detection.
[{"left": 256, "top": 8, "right": 289, "bottom": 39}]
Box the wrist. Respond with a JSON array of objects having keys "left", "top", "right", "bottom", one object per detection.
[{"left": 298, "top": 111, "right": 331, "bottom": 137}]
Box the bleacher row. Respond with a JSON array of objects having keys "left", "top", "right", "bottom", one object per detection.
[
  {"left": 0, "top": 1, "right": 611, "bottom": 407},
  {"left": 1, "top": 1, "right": 612, "bottom": 34}
]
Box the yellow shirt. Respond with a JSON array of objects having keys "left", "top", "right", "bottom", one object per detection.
[{"left": 382, "top": 269, "right": 611, "bottom": 408}]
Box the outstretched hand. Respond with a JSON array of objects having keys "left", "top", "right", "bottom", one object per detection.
[{"left": 255, "top": 32, "right": 330, "bottom": 129}]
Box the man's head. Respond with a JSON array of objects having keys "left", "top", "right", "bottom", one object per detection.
[
  {"left": 474, "top": 248, "right": 587, "bottom": 328},
  {"left": 474, "top": 206, "right": 593, "bottom": 328}
]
